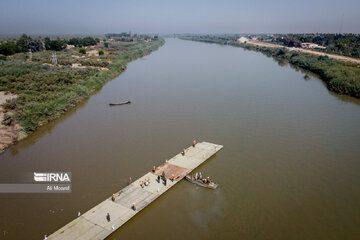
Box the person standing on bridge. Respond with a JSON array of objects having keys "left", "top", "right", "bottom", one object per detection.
[{"left": 106, "top": 213, "right": 111, "bottom": 222}]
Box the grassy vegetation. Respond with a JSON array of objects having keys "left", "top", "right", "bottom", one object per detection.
[
  {"left": 0, "top": 37, "right": 164, "bottom": 133},
  {"left": 180, "top": 35, "right": 360, "bottom": 98}
]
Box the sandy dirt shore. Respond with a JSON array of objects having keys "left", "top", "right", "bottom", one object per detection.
[
  {"left": 246, "top": 40, "right": 360, "bottom": 65},
  {"left": 0, "top": 92, "right": 26, "bottom": 153}
]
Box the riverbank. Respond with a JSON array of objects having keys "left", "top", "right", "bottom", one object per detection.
[
  {"left": 180, "top": 36, "right": 360, "bottom": 99},
  {"left": 0, "top": 37, "right": 164, "bottom": 153},
  {"left": 244, "top": 40, "right": 360, "bottom": 65}
]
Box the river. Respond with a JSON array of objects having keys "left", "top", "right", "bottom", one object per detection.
[{"left": 1, "top": 38, "right": 360, "bottom": 239}]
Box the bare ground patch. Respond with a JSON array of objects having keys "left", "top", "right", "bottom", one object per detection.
[{"left": 0, "top": 92, "right": 26, "bottom": 153}]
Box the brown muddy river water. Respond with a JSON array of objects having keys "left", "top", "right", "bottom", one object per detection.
[{"left": 1, "top": 38, "right": 360, "bottom": 239}]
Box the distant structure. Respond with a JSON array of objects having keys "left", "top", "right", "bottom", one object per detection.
[
  {"left": 65, "top": 44, "right": 75, "bottom": 50},
  {"left": 237, "top": 37, "right": 249, "bottom": 43},
  {"left": 28, "top": 49, "right": 32, "bottom": 62},
  {"left": 301, "top": 43, "right": 326, "bottom": 49},
  {"left": 51, "top": 53, "right": 58, "bottom": 65}
]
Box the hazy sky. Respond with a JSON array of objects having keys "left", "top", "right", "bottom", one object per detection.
[{"left": 0, "top": 0, "right": 359, "bottom": 34}]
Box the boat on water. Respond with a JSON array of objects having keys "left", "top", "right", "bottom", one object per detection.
[
  {"left": 109, "top": 101, "right": 131, "bottom": 106},
  {"left": 185, "top": 175, "right": 218, "bottom": 189}
]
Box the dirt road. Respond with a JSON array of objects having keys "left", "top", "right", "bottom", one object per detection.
[{"left": 247, "top": 40, "right": 360, "bottom": 65}]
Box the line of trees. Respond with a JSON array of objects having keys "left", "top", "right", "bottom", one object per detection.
[
  {"left": 0, "top": 34, "right": 100, "bottom": 56},
  {"left": 67, "top": 37, "right": 99, "bottom": 47},
  {"left": 0, "top": 34, "right": 43, "bottom": 55}
]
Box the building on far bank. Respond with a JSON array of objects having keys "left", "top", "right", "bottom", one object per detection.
[
  {"left": 301, "top": 43, "right": 326, "bottom": 49},
  {"left": 66, "top": 44, "right": 75, "bottom": 50},
  {"left": 237, "top": 37, "right": 249, "bottom": 43}
]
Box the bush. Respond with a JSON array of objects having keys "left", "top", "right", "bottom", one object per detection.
[
  {"left": 2, "top": 98, "right": 17, "bottom": 110},
  {"left": 318, "top": 55, "right": 330, "bottom": 62},
  {"left": 79, "top": 48, "right": 86, "bottom": 54},
  {"left": 1, "top": 113, "right": 13, "bottom": 126},
  {"left": 98, "top": 50, "right": 104, "bottom": 55},
  {"left": 274, "top": 48, "right": 287, "bottom": 56}
]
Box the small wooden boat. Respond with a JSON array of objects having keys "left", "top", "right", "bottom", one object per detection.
[
  {"left": 109, "top": 101, "right": 131, "bottom": 106},
  {"left": 185, "top": 175, "right": 218, "bottom": 189}
]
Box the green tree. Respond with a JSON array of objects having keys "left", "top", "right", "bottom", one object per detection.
[
  {"left": 98, "top": 50, "right": 104, "bottom": 55},
  {"left": 45, "top": 38, "right": 66, "bottom": 51},
  {"left": 67, "top": 37, "right": 97, "bottom": 47},
  {"left": 16, "top": 34, "right": 32, "bottom": 52},
  {"left": 15, "top": 34, "right": 42, "bottom": 53},
  {"left": 0, "top": 42, "right": 18, "bottom": 56},
  {"left": 68, "top": 38, "right": 81, "bottom": 47},
  {"left": 81, "top": 37, "right": 97, "bottom": 46}
]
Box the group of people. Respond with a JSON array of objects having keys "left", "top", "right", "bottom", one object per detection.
[
  {"left": 193, "top": 172, "right": 211, "bottom": 184},
  {"left": 140, "top": 177, "right": 151, "bottom": 188},
  {"left": 193, "top": 172, "right": 202, "bottom": 180},
  {"left": 141, "top": 172, "right": 175, "bottom": 187},
  {"left": 202, "top": 177, "right": 211, "bottom": 184},
  {"left": 158, "top": 172, "right": 167, "bottom": 185}
]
